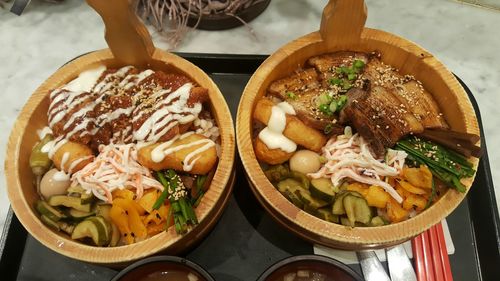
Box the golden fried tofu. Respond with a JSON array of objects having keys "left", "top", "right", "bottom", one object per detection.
[
  {"left": 138, "top": 134, "right": 217, "bottom": 175},
  {"left": 53, "top": 141, "right": 94, "bottom": 173},
  {"left": 254, "top": 137, "right": 293, "bottom": 165},
  {"left": 253, "top": 98, "right": 327, "bottom": 152}
]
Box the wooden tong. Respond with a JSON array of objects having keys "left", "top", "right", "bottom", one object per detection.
[{"left": 418, "top": 129, "right": 482, "bottom": 158}]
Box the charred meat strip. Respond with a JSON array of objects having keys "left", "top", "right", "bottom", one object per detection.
[{"left": 340, "top": 86, "right": 423, "bottom": 156}]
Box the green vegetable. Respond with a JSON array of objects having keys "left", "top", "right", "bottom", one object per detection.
[
  {"left": 336, "top": 95, "right": 348, "bottom": 109},
  {"left": 289, "top": 171, "right": 311, "bottom": 190},
  {"left": 310, "top": 178, "right": 337, "bottom": 202},
  {"left": 329, "top": 102, "right": 337, "bottom": 113},
  {"left": 395, "top": 137, "right": 474, "bottom": 192},
  {"left": 191, "top": 175, "right": 207, "bottom": 205},
  {"left": 264, "top": 164, "right": 290, "bottom": 182},
  {"left": 347, "top": 73, "right": 357, "bottom": 81},
  {"left": 67, "top": 208, "right": 95, "bottom": 221},
  {"left": 30, "top": 134, "right": 54, "bottom": 197},
  {"left": 329, "top": 78, "right": 342, "bottom": 86},
  {"left": 30, "top": 134, "right": 53, "bottom": 176},
  {"left": 315, "top": 208, "right": 339, "bottom": 223},
  {"left": 332, "top": 190, "right": 363, "bottom": 215},
  {"left": 370, "top": 216, "right": 386, "bottom": 227},
  {"left": 154, "top": 170, "right": 198, "bottom": 234},
  {"left": 425, "top": 178, "right": 437, "bottom": 209},
  {"left": 286, "top": 91, "right": 297, "bottom": 100},
  {"left": 48, "top": 195, "right": 92, "bottom": 212},
  {"left": 317, "top": 93, "right": 333, "bottom": 105},
  {"left": 36, "top": 200, "right": 66, "bottom": 221},
  {"left": 343, "top": 195, "right": 372, "bottom": 225},
  {"left": 319, "top": 104, "right": 332, "bottom": 116},
  {"left": 324, "top": 124, "right": 334, "bottom": 134},
  {"left": 71, "top": 216, "right": 111, "bottom": 246},
  {"left": 341, "top": 81, "right": 352, "bottom": 91},
  {"left": 353, "top": 59, "right": 365, "bottom": 69}
]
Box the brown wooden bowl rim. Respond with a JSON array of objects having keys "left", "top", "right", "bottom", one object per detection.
[
  {"left": 5, "top": 48, "right": 236, "bottom": 264},
  {"left": 236, "top": 27, "right": 480, "bottom": 249}
]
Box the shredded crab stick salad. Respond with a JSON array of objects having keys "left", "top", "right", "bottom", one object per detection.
[
  {"left": 309, "top": 128, "right": 407, "bottom": 204},
  {"left": 254, "top": 50, "right": 477, "bottom": 227},
  {"left": 30, "top": 65, "right": 221, "bottom": 247},
  {"left": 71, "top": 144, "right": 163, "bottom": 203}
]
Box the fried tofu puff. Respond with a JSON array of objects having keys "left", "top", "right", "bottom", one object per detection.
[
  {"left": 253, "top": 98, "right": 327, "bottom": 152},
  {"left": 52, "top": 141, "right": 94, "bottom": 173},
  {"left": 138, "top": 134, "right": 218, "bottom": 175},
  {"left": 254, "top": 137, "right": 293, "bottom": 165}
]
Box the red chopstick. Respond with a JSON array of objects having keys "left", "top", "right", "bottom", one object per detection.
[
  {"left": 412, "top": 234, "right": 427, "bottom": 281},
  {"left": 412, "top": 222, "right": 454, "bottom": 281},
  {"left": 435, "top": 222, "right": 453, "bottom": 281},
  {"left": 429, "top": 225, "right": 445, "bottom": 279},
  {"left": 421, "top": 230, "right": 436, "bottom": 281}
]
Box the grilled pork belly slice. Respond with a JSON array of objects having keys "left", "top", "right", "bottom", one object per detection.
[
  {"left": 268, "top": 68, "right": 320, "bottom": 95},
  {"left": 395, "top": 80, "right": 448, "bottom": 129},
  {"left": 340, "top": 86, "right": 424, "bottom": 156},
  {"left": 362, "top": 58, "right": 448, "bottom": 129},
  {"left": 307, "top": 51, "right": 370, "bottom": 82},
  {"left": 268, "top": 68, "right": 343, "bottom": 133}
]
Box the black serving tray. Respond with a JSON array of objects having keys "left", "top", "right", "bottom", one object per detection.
[{"left": 1, "top": 54, "right": 499, "bottom": 281}]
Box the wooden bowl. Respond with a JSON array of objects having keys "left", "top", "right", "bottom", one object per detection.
[
  {"left": 5, "top": 48, "right": 236, "bottom": 266},
  {"left": 236, "top": 0, "right": 480, "bottom": 250}
]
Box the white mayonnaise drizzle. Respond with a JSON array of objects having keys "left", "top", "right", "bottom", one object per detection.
[
  {"left": 133, "top": 83, "right": 202, "bottom": 143},
  {"left": 63, "top": 65, "right": 106, "bottom": 93},
  {"left": 150, "top": 131, "right": 215, "bottom": 172},
  {"left": 53, "top": 152, "right": 70, "bottom": 181},
  {"left": 37, "top": 126, "right": 53, "bottom": 140},
  {"left": 258, "top": 101, "right": 297, "bottom": 153}
]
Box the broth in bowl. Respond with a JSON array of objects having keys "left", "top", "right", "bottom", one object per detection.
[
  {"left": 112, "top": 256, "right": 213, "bottom": 281},
  {"left": 258, "top": 255, "right": 363, "bottom": 281}
]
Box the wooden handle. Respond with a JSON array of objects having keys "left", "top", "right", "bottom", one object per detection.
[
  {"left": 86, "top": 0, "right": 154, "bottom": 67},
  {"left": 320, "top": 0, "right": 367, "bottom": 47}
]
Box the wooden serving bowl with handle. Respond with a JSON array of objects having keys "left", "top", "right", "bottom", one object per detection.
[
  {"left": 5, "top": 0, "right": 235, "bottom": 266},
  {"left": 237, "top": 0, "right": 480, "bottom": 250}
]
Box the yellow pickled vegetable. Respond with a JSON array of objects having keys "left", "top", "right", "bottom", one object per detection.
[
  {"left": 109, "top": 205, "right": 133, "bottom": 245},
  {"left": 402, "top": 165, "right": 432, "bottom": 189},
  {"left": 365, "top": 186, "right": 390, "bottom": 208}
]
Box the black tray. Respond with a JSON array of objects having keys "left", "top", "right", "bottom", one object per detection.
[{"left": 1, "top": 54, "right": 499, "bottom": 281}]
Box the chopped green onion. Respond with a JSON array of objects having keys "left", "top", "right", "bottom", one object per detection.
[
  {"left": 347, "top": 73, "right": 357, "bottom": 81},
  {"left": 353, "top": 59, "right": 365, "bottom": 69},
  {"left": 329, "top": 78, "right": 342, "bottom": 86},
  {"left": 336, "top": 95, "right": 348, "bottom": 109},
  {"left": 324, "top": 124, "right": 334, "bottom": 134},
  {"left": 319, "top": 104, "right": 332, "bottom": 115},
  {"left": 341, "top": 81, "right": 352, "bottom": 91},
  {"left": 286, "top": 91, "right": 297, "bottom": 100},
  {"left": 329, "top": 102, "right": 338, "bottom": 113}
]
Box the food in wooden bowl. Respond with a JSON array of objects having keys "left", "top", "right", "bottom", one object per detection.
[
  {"left": 5, "top": 0, "right": 234, "bottom": 266},
  {"left": 237, "top": 0, "right": 480, "bottom": 250}
]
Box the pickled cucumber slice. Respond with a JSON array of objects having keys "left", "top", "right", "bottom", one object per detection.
[
  {"left": 331, "top": 191, "right": 363, "bottom": 215},
  {"left": 36, "top": 200, "right": 66, "bottom": 221},
  {"left": 48, "top": 195, "right": 92, "bottom": 212},
  {"left": 71, "top": 216, "right": 110, "bottom": 246},
  {"left": 343, "top": 195, "right": 372, "bottom": 225},
  {"left": 310, "top": 178, "right": 337, "bottom": 202}
]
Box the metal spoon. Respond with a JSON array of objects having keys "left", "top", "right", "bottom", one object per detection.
[{"left": 357, "top": 250, "right": 391, "bottom": 281}]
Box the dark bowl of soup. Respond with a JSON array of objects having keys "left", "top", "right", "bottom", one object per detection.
[
  {"left": 257, "top": 255, "right": 363, "bottom": 281},
  {"left": 111, "top": 256, "right": 214, "bottom": 281}
]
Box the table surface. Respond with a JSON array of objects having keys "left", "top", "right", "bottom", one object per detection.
[{"left": 0, "top": 0, "right": 498, "bottom": 235}]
